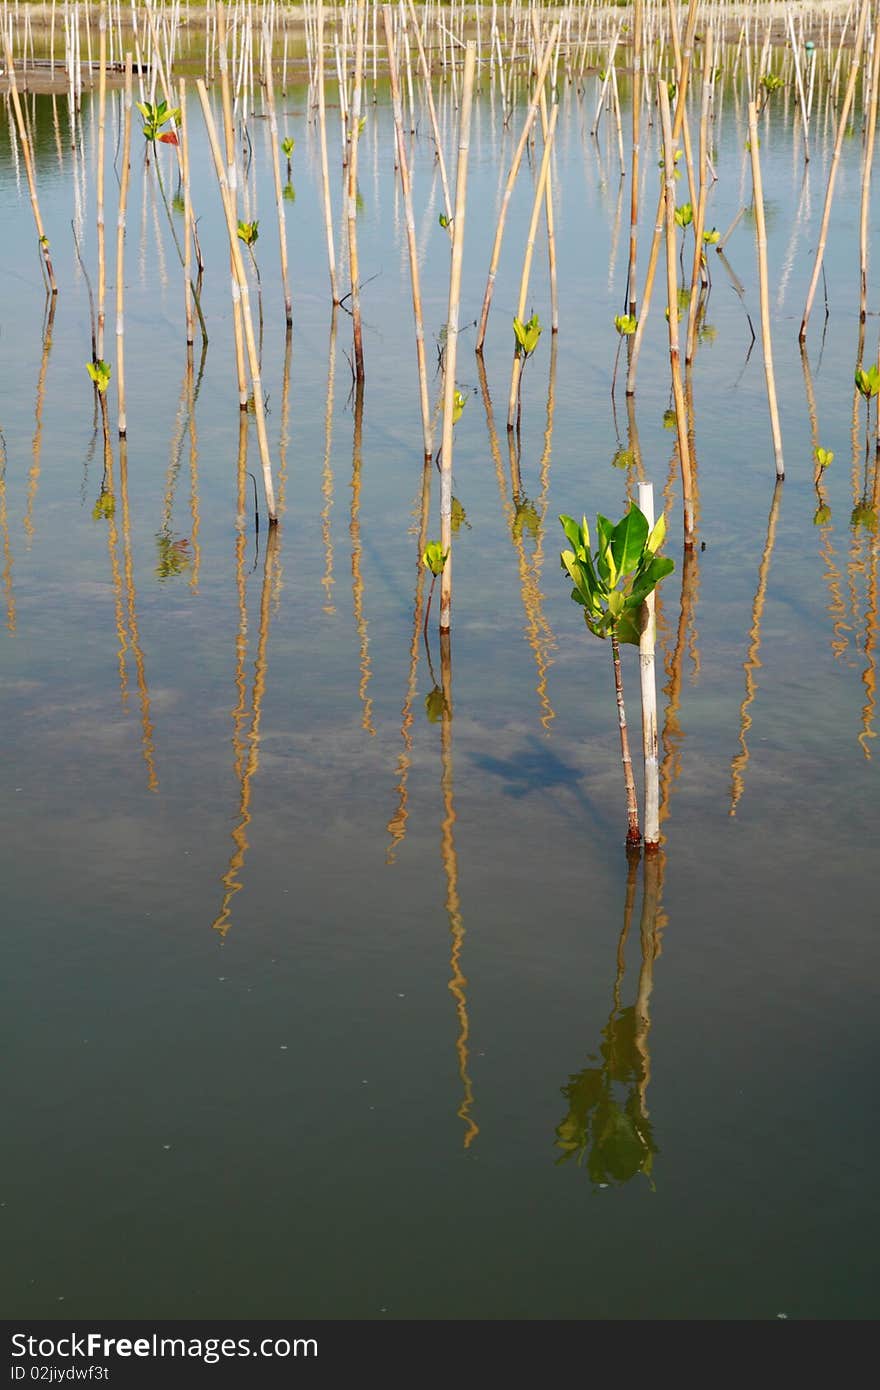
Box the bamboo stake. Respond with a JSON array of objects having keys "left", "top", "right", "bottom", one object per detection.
[
  {"left": 439, "top": 41, "right": 476, "bottom": 634},
  {"left": 748, "top": 100, "right": 785, "bottom": 480},
  {"left": 217, "top": 1, "right": 249, "bottom": 407},
  {"left": 348, "top": 0, "right": 367, "bottom": 383},
  {"left": 638, "top": 480, "right": 660, "bottom": 851},
  {"left": 263, "top": 25, "right": 292, "bottom": 328},
  {"left": 95, "top": 2, "right": 107, "bottom": 359},
  {"left": 3, "top": 35, "right": 57, "bottom": 295},
  {"left": 406, "top": 0, "right": 452, "bottom": 228},
  {"left": 628, "top": 0, "right": 643, "bottom": 316},
  {"left": 659, "top": 81, "right": 695, "bottom": 546},
  {"left": 316, "top": 0, "right": 340, "bottom": 303},
  {"left": 196, "top": 78, "right": 277, "bottom": 523},
  {"left": 860, "top": 8, "right": 880, "bottom": 323},
  {"left": 800, "top": 0, "right": 869, "bottom": 343},
  {"left": 116, "top": 53, "right": 133, "bottom": 436},
  {"left": 384, "top": 5, "right": 432, "bottom": 459},
  {"left": 475, "top": 21, "right": 559, "bottom": 353},
  {"left": 685, "top": 25, "right": 712, "bottom": 365},
  {"left": 507, "top": 100, "right": 559, "bottom": 431},
  {"left": 625, "top": 0, "right": 699, "bottom": 395}
]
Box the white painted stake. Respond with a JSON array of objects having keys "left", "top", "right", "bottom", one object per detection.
[{"left": 638, "top": 482, "right": 660, "bottom": 851}]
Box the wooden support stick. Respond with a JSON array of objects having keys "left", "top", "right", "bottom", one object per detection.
[{"left": 748, "top": 100, "right": 785, "bottom": 480}]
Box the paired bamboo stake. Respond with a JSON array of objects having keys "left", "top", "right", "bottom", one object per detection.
[
  {"left": 316, "top": 0, "right": 340, "bottom": 304},
  {"left": 658, "top": 82, "right": 695, "bottom": 546},
  {"left": 439, "top": 42, "right": 477, "bottom": 634},
  {"left": 3, "top": 35, "right": 57, "bottom": 295},
  {"left": 263, "top": 25, "right": 292, "bottom": 328},
  {"left": 217, "top": 1, "right": 248, "bottom": 407},
  {"left": 800, "top": 0, "right": 870, "bottom": 342},
  {"left": 638, "top": 481, "right": 660, "bottom": 851},
  {"left": 860, "top": 10, "right": 880, "bottom": 322},
  {"left": 383, "top": 6, "right": 432, "bottom": 460},
  {"left": 475, "top": 21, "right": 559, "bottom": 353},
  {"left": 116, "top": 54, "right": 133, "bottom": 436},
  {"left": 196, "top": 79, "right": 278, "bottom": 523},
  {"left": 507, "top": 100, "right": 559, "bottom": 431},
  {"left": 348, "top": 0, "right": 367, "bottom": 383},
  {"left": 747, "top": 100, "right": 785, "bottom": 480}
]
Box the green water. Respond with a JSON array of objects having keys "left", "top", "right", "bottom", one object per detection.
[{"left": 1, "top": 70, "right": 878, "bottom": 1320}]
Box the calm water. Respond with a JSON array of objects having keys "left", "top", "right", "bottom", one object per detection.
[{"left": 2, "top": 65, "right": 879, "bottom": 1320}]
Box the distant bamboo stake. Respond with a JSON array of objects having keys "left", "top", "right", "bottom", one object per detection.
[
  {"left": 262, "top": 26, "right": 292, "bottom": 328},
  {"left": 179, "top": 77, "right": 194, "bottom": 348},
  {"left": 786, "top": 6, "right": 811, "bottom": 162},
  {"left": 217, "top": 1, "right": 248, "bottom": 407},
  {"left": 383, "top": 6, "right": 432, "bottom": 459},
  {"left": 116, "top": 54, "right": 133, "bottom": 436},
  {"left": 507, "top": 101, "right": 559, "bottom": 431},
  {"left": 440, "top": 42, "right": 476, "bottom": 634},
  {"left": 348, "top": 0, "right": 367, "bottom": 383},
  {"left": 475, "top": 21, "right": 559, "bottom": 353},
  {"left": 685, "top": 25, "right": 712, "bottom": 365},
  {"left": 3, "top": 35, "right": 57, "bottom": 295},
  {"left": 96, "top": 2, "right": 107, "bottom": 359},
  {"left": 529, "top": 13, "right": 558, "bottom": 332},
  {"left": 800, "top": 0, "right": 869, "bottom": 343},
  {"left": 860, "top": 11, "right": 880, "bottom": 322},
  {"left": 406, "top": 0, "right": 452, "bottom": 228},
  {"left": 196, "top": 79, "right": 278, "bottom": 523},
  {"left": 626, "top": 0, "right": 699, "bottom": 395},
  {"left": 316, "top": 0, "right": 340, "bottom": 303},
  {"left": 748, "top": 100, "right": 785, "bottom": 480},
  {"left": 659, "top": 82, "right": 695, "bottom": 546},
  {"left": 638, "top": 481, "right": 660, "bottom": 850}
]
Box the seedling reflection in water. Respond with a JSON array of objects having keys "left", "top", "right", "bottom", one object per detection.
[{"left": 559, "top": 506, "right": 674, "bottom": 846}]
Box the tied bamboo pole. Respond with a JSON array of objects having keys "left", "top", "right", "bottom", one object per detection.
[
  {"left": 116, "top": 53, "right": 133, "bottom": 437},
  {"left": 3, "top": 35, "right": 58, "bottom": 295},
  {"left": 316, "top": 0, "right": 340, "bottom": 304},
  {"left": 659, "top": 82, "right": 695, "bottom": 546},
  {"left": 96, "top": 2, "right": 107, "bottom": 360},
  {"left": 217, "top": 1, "right": 249, "bottom": 408},
  {"left": 262, "top": 25, "right": 292, "bottom": 328},
  {"left": 475, "top": 21, "right": 560, "bottom": 353},
  {"left": 196, "top": 79, "right": 278, "bottom": 524},
  {"left": 748, "top": 100, "right": 785, "bottom": 480},
  {"left": 439, "top": 42, "right": 477, "bottom": 635},
  {"left": 383, "top": 5, "right": 432, "bottom": 460},
  {"left": 638, "top": 481, "right": 660, "bottom": 851},
  {"left": 507, "top": 100, "right": 559, "bottom": 431},
  {"left": 800, "top": 0, "right": 870, "bottom": 342}
]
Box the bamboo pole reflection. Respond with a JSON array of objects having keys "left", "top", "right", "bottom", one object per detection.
[
  {"left": 729, "top": 480, "right": 783, "bottom": 817},
  {"left": 478, "top": 352, "right": 556, "bottom": 730},
  {"left": 23, "top": 297, "right": 56, "bottom": 548},
  {"left": 350, "top": 382, "right": 375, "bottom": 736},
  {"left": 94, "top": 393, "right": 130, "bottom": 707},
  {"left": 213, "top": 523, "right": 279, "bottom": 939},
  {"left": 859, "top": 504, "right": 879, "bottom": 759},
  {"left": 847, "top": 319, "right": 869, "bottom": 640},
  {"left": 439, "top": 631, "right": 479, "bottom": 1149},
  {"left": 386, "top": 454, "right": 432, "bottom": 864},
  {"left": 555, "top": 851, "right": 663, "bottom": 1187},
  {"left": 0, "top": 429, "right": 15, "bottom": 632},
  {"left": 232, "top": 412, "right": 250, "bottom": 782},
  {"left": 321, "top": 311, "right": 338, "bottom": 615},
  {"left": 118, "top": 434, "right": 159, "bottom": 792},
  {"left": 659, "top": 543, "right": 699, "bottom": 828},
  {"left": 187, "top": 350, "right": 203, "bottom": 594},
  {"left": 800, "top": 344, "right": 848, "bottom": 662},
  {"left": 156, "top": 363, "right": 194, "bottom": 583},
  {"left": 276, "top": 327, "right": 292, "bottom": 525}
]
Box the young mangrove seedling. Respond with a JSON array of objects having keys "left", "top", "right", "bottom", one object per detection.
[
  {"left": 238, "top": 220, "right": 263, "bottom": 352},
  {"left": 422, "top": 539, "right": 448, "bottom": 638},
  {"left": 815, "top": 447, "right": 834, "bottom": 471},
  {"left": 612, "top": 314, "right": 637, "bottom": 400},
  {"left": 281, "top": 135, "right": 295, "bottom": 181},
  {"left": 559, "top": 506, "right": 674, "bottom": 846},
  {"left": 137, "top": 99, "right": 180, "bottom": 161},
  {"left": 86, "top": 360, "right": 112, "bottom": 394},
  {"left": 674, "top": 202, "right": 693, "bottom": 275},
  {"left": 512, "top": 312, "right": 542, "bottom": 428}
]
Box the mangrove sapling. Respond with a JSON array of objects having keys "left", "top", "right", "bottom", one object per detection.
[
  {"left": 559, "top": 506, "right": 674, "bottom": 847},
  {"left": 612, "top": 314, "right": 636, "bottom": 403},
  {"left": 422, "top": 540, "right": 448, "bottom": 640},
  {"left": 282, "top": 136, "right": 294, "bottom": 183},
  {"left": 237, "top": 220, "right": 263, "bottom": 357},
  {"left": 855, "top": 365, "right": 880, "bottom": 473},
  {"left": 510, "top": 312, "right": 543, "bottom": 434}
]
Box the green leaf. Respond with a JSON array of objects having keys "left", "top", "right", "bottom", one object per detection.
[
  {"left": 614, "top": 313, "right": 637, "bottom": 336},
  {"left": 559, "top": 514, "right": 587, "bottom": 553},
  {"left": 438, "top": 212, "right": 450, "bottom": 228},
  {"left": 425, "top": 685, "right": 446, "bottom": 723},
  {"left": 646, "top": 513, "right": 667, "bottom": 554},
  {"left": 422, "top": 540, "right": 448, "bottom": 576},
  {"left": 815, "top": 446, "right": 834, "bottom": 470},
  {"left": 611, "top": 505, "right": 649, "bottom": 579}
]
